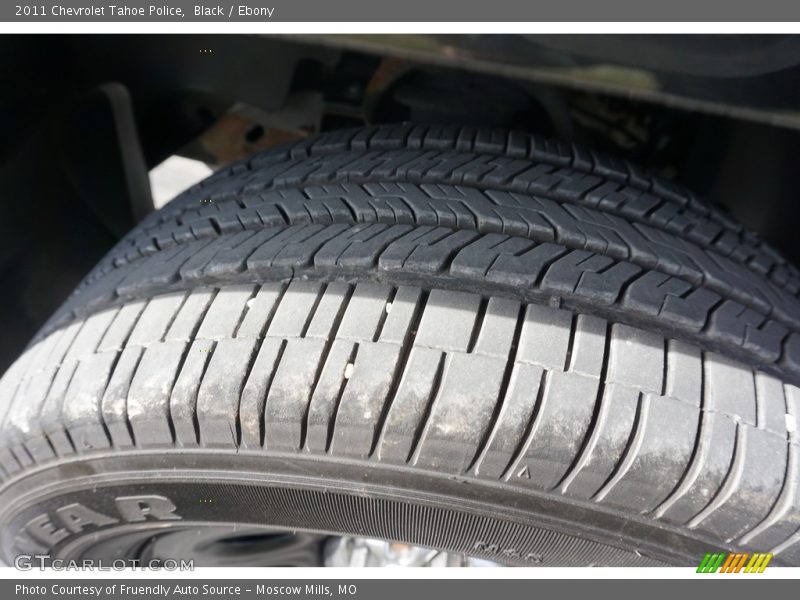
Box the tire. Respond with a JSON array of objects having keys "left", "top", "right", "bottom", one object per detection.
[{"left": 1, "top": 124, "right": 799, "bottom": 567}]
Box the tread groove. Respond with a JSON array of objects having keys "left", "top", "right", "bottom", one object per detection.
[
  {"left": 466, "top": 297, "right": 490, "bottom": 354},
  {"left": 191, "top": 340, "right": 218, "bottom": 446},
  {"left": 501, "top": 369, "right": 549, "bottom": 481},
  {"left": 408, "top": 352, "right": 447, "bottom": 465},
  {"left": 593, "top": 392, "right": 649, "bottom": 503},
  {"left": 468, "top": 302, "right": 527, "bottom": 474},
  {"left": 326, "top": 343, "right": 360, "bottom": 453},
  {"left": 259, "top": 339, "right": 288, "bottom": 448},
  {"left": 557, "top": 322, "right": 613, "bottom": 493},
  {"left": 687, "top": 422, "right": 747, "bottom": 529},
  {"left": 299, "top": 285, "right": 355, "bottom": 450},
  {"left": 738, "top": 438, "right": 794, "bottom": 545},
  {"left": 370, "top": 290, "right": 429, "bottom": 457}
]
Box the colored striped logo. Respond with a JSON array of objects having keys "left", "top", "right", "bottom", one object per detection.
[{"left": 696, "top": 552, "right": 773, "bottom": 573}]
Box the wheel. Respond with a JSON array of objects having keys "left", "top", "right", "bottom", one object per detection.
[{"left": 1, "top": 124, "right": 799, "bottom": 567}]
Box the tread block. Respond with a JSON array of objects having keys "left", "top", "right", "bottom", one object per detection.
[
  {"left": 169, "top": 340, "right": 215, "bottom": 447},
  {"left": 607, "top": 324, "right": 664, "bottom": 394},
  {"left": 705, "top": 353, "right": 757, "bottom": 425},
  {"left": 621, "top": 271, "right": 691, "bottom": 319},
  {"left": 273, "top": 223, "right": 356, "bottom": 268},
  {"left": 238, "top": 338, "right": 284, "bottom": 449},
  {"left": 264, "top": 338, "right": 327, "bottom": 451},
  {"left": 304, "top": 283, "right": 350, "bottom": 340},
  {"left": 3, "top": 367, "right": 58, "bottom": 461},
  {"left": 196, "top": 338, "right": 258, "bottom": 448},
  {"left": 127, "top": 341, "right": 188, "bottom": 446},
  {"left": 236, "top": 284, "right": 283, "bottom": 339},
  {"left": 377, "top": 286, "right": 423, "bottom": 345},
  {"left": 568, "top": 315, "right": 606, "bottom": 378},
  {"left": 164, "top": 289, "right": 216, "bottom": 342},
  {"left": 451, "top": 235, "right": 536, "bottom": 279},
  {"left": 414, "top": 290, "right": 481, "bottom": 352},
  {"left": 98, "top": 300, "right": 147, "bottom": 352},
  {"left": 540, "top": 251, "right": 615, "bottom": 296},
  {"left": 474, "top": 362, "right": 544, "bottom": 479},
  {"left": 561, "top": 383, "right": 639, "bottom": 499},
  {"left": 40, "top": 359, "right": 80, "bottom": 456},
  {"left": 196, "top": 284, "right": 256, "bottom": 340},
  {"left": 516, "top": 304, "right": 573, "bottom": 371},
  {"left": 414, "top": 352, "right": 507, "bottom": 473},
  {"left": 336, "top": 283, "right": 394, "bottom": 341},
  {"left": 755, "top": 372, "right": 790, "bottom": 436},
  {"left": 127, "top": 292, "right": 187, "bottom": 347},
  {"left": 101, "top": 346, "right": 143, "bottom": 448},
  {"left": 659, "top": 287, "right": 721, "bottom": 333},
  {"left": 62, "top": 352, "right": 118, "bottom": 451},
  {"left": 21, "top": 332, "right": 63, "bottom": 381},
  {"left": 508, "top": 370, "right": 599, "bottom": 490},
  {"left": 245, "top": 225, "right": 323, "bottom": 276},
  {"left": 377, "top": 227, "right": 456, "bottom": 271},
  {"left": 597, "top": 395, "right": 699, "bottom": 513},
  {"left": 657, "top": 412, "right": 737, "bottom": 525},
  {"left": 0, "top": 447, "right": 21, "bottom": 475},
  {"left": 305, "top": 340, "right": 358, "bottom": 453},
  {"left": 787, "top": 384, "right": 800, "bottom": 445},
  {"left": 45, "top": 320, "right": 84, "bottom": 367},
  {"left": 331, "top": 342, "right": 403, "bottom": 458},
  {"left": 665, "top": 340, "right": 702, "bottom": 407},
  {"left": 0, "top": 344, "right": 36, "bottom": 396},
  {"left": 403, "top": 230, "right": 482, "bottom": 272},
  {"left": 740, "top": 444, "right": 798, "bottom": 550},
  {"left": 265, "top": 281, "right": 322, "bottom": 338},
  {"left": 472, "top": 297, "right": 520, "bottom": 358},
  {"left": 485, "top": 243, "right": 566, "bottom": 288},
  {"left": 116, "top": 243, "right": 201, "bottom": 296},
  {"left": 178, "top": 232, "right": 254, "bottom": 281},
  {"left": 574, "top": 262, "right": 642, "bottom": 307},
  {"left": 322, "top": 225, "right": 416, "bottom": 269},
  {"left": 376, "top": 347, "right": 444, "bottom": 464},
  {"left": 783, "top": 334, "right": 800, "bottom": 376},
  {"left": 64, "top": 308, "right": 119, "bottom": 362},
  {"left": 203, "top": 229, "right": 284, "bottom": 278},
  {"left": 692, "top": 426, "right": 787, "bottom": 542}
]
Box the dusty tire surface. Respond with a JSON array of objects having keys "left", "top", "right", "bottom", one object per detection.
[{"left": 1, "top": 124, "right": 800, "bottom": 566}]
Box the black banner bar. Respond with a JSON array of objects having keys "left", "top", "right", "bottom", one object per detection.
[
  {"left": 5, "top": 0, "right": 800, "bottom": 22},
  {"left": 3, "top": 579, "right": 798, "bottom": 600}
]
